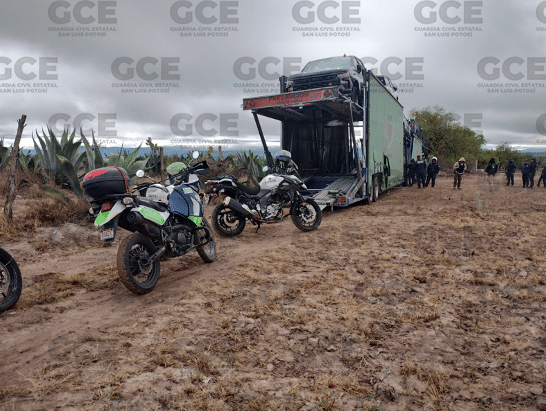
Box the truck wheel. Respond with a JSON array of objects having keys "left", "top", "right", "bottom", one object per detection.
[{"left": 372, "top": 176, "right": 380, "bottom": 202}]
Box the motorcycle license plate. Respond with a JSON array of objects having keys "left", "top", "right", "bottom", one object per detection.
[{"left": 100, "top": 228, "right": 115, "bottom": 240}]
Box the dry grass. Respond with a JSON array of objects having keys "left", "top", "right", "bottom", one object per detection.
[
  {"left": 15, "top": 264, "right": 117, "bottom": 309},
  {"left": 4, "top": 177, "right": 546, "bottom": 410}
]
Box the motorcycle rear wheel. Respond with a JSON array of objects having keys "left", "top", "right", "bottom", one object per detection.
[
  {"left": 291, "top": 199, "right": 322, "bottom": 232},
  {"left": 197, "top": 217, "right": 217, "bottom": 263},
  {"left": 0, "top": 248, "right": 22, "bottom": 313},
  {"left": 117, "top": 233, "right": 161, "bottom": 294},
  {"left": 212, "top": 204, "right": 246, "bottom": 237}
]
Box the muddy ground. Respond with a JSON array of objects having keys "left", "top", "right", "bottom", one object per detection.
[{"left": 1, "top": 173, "right": 546, "bottom": 410}]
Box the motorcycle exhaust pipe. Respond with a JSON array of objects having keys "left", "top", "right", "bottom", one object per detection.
[{"left": 223, "top": 197, "right": 256, "bottom": 219}]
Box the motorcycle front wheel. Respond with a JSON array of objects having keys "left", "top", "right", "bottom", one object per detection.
[
  {"left": 212, "top": 204, "right": 246, "bottom": 237},
  {"left": 291, "top": 199, "right": 322, "bottom": 232},
  {"left": 117, "top": 233, "right": 161, "bottom": 294},
  {"left": 197, "top": 217, "right": 217, "bottom": 263},
  {"left": 0, "top": 248, "right": 22, "bottom": 313}
]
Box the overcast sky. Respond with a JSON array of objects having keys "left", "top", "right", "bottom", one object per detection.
[{"left": 1, "top": 0, "right": 545, "bottom": 150}]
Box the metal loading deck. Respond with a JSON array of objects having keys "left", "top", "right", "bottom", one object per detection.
[
  {"left": 242, "top": 86, "right": 363, "bottom": 123},
  {"left": 242, "top": 85, "right": 369, "bottom": 209},
  {"left": 303, "top": 175, "right": 359, "bottom": 210}
]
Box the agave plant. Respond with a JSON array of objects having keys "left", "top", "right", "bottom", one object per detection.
[
  {"left": 17, "top": 151, "right": 41, "bottom": 173},
  {"left": 0, "top": 138, "right": 12, "bottom": 171},
  {"left": 33, "top": 128, "right": 86, "bottom": 196},
  {"left": 235, "top": 150, "right": 267, "bottom": 185},
  {"left": 80, "top": 130, "right": 149, "bottom": 182}
]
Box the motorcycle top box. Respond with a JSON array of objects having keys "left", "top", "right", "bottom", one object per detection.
[{"left": 83, "top": 167, "right": 130, "bottom": 200}]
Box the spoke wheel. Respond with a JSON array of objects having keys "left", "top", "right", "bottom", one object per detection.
[
  {"left": 0, "top": 249, "right": 22, "bottom": 313},
  {"left": 197, "top": 218, "right": 217, "bottom": 263},
  {"left": 117, "top": 234, "right": 160, "bottom": 294}
]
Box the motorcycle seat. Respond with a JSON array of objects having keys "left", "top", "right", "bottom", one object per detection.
[
  {"left": 134, "top": 196, "right": 168, "bottom": 213},
  {"left": 236, "top": 182, "right": 261, "bottom": 196}
]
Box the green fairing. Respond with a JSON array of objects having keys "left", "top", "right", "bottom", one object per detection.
[
  {"left": 189, "top": 216, "right": 203, "bottom": 227},
  {"left": 141, "top": 207, "right": 165, "bottom": 225},
  {"left": 94, "top": 211, "right": 111, "bottom": 226}
]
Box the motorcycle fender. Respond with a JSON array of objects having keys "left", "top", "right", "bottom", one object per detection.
[
  {"left": 94, "top": 200, "right": 126, "bottom": 227},
  {"left": 133, "top": 206, "right": 169, "bottom": 226}
]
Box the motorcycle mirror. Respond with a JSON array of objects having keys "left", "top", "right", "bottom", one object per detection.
[
  {"left": 136, "top": 170, "right": 145, "bottom": 178},
  {"left": 262, "top": 166, "right": 269, "bottom": 172},
  {"left": 192, "top": 151, "right": 199, "bottom": 159}
]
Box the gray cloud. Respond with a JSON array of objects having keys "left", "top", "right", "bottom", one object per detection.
[{"left": 0, "top": 0, "right": 544, "bottom": 149}]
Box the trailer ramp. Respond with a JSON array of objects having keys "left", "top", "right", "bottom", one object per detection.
[{"left": 303, "top": 175, "right": 358, "bottom": 211}]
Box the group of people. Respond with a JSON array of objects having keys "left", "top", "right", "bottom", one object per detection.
[
  {"left": 408, "top": 156, "right": 546, "bottom": 191},
  {"left": 504, "top": 158, "right": 546, "bottom": 188},
  {"left": 407, "top": 155, "right": 441, "bottom": 188}
]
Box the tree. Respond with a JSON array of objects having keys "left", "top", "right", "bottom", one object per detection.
[
  {"left": 482, "top": 143, "right": 532, "bottom": 168},
  {"left": 410, "top": 106, "right": 486, "bottom": 163}
]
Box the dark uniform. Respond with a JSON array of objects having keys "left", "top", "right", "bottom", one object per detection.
[
  {"left": 505, "top": 160, "right": 516, "bottom": 186},
  {"left": 415, "top": 156, "right": 427, "bottom": 188},
  {"left": 521, "top": 161, "right": 530, "bottom": 188},
  {"left": 529, "top": 158, "right": 537, "bottom": 188},
  {"left": 407, "top": 160, "right": 416, "bottom": 187},
  {"left": 425, "top": 158, "right": 440, "bottom": 188},
  {"left": 537, "top": 165, "right": 546, "bottom": 187},
  {"left": 485, "top": 158, "right": 498, "bottom": 192}
]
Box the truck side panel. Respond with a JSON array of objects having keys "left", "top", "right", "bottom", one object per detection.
[
  {"left": 412, "top": 138, "right": 423, "bottom": 160},
  {"left": 367, "top": 75, "right": 405, "bottom": 191}
]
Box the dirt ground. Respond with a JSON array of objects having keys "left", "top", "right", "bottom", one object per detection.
[{"left": 1, "top": 173, "right": 546, "bottom": 410}]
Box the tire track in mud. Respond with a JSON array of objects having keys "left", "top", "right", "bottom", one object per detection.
[{"left": 0, "top": 211, "right": 336, "bottom": 387}]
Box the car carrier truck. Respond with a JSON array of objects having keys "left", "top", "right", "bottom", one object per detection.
[{"left": 242, "top": 61, "right": 426, "bottom": 210}]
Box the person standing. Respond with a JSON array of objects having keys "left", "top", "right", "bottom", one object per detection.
[
  {"left": 484, "top": 157, "right": 498, "bottom": 192},
  {"left": 521, "top": 159, "right": 530, "bottom": 188},
  {"left": 529, "top": 158, "right": 537, "bottom": 189},
  {"left": 453, "top": 157, "right": 467, "bottom": 189},
  {"left": 505, "top": 159, "right": 516, "bottom": 186},
  {"left": 425, "top": 156, "right": 440, "bottom": 187},
  {"left": 415, "top": 155, "right": 427, "bottom": 188},
  {"left": 537, "top": 165, "right": 546, "bottom": 187},
  {"left": 407, "top": 159, "right": 416, "bottom": 187}
]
